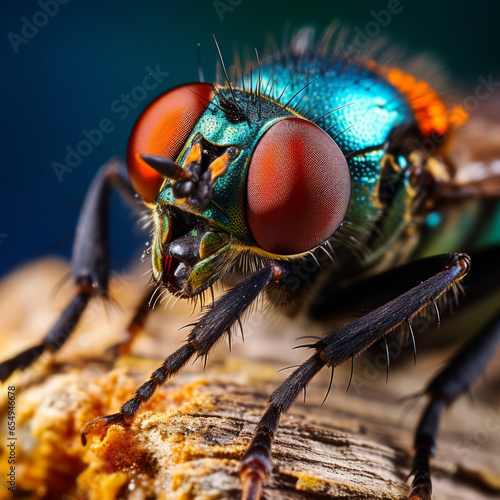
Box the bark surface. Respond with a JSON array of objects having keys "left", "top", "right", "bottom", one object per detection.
[{"left": 0, "top": 259, "right": 499, "bottom": 499}]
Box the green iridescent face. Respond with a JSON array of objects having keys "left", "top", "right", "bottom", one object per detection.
[
  {"left": 156, "top": 91, "right": 295, "bottom": 240},
  {"left": 145, "top": 82, "right": 359, "bottom": 298},
  {"left": 151, "top": 89, "right": 296, "bottom": 296}
]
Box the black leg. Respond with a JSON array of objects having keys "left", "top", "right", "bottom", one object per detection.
[
  {"left": 239, "top": 253, "right": 470, "bottom": 500},
  {"left": 409, "top": 308, "right": 500, "bottom": 500},
  {"left": 309, "top": 245, "right": 500, "bottom": 323},
  {"left": 0, "top": 157, "right": 138, "bottom": 382},
  {"left": 0, "top": 292, "right": 91, "bottom": 381},
  {"left": 72, "top": 156, "right": 137, "bottom": 293},
  {"left": 105, "top": 288, "right": 156, "bottom": 358},
  {"left": 80, "top": 264, "right": 280, "bottom": 445}
]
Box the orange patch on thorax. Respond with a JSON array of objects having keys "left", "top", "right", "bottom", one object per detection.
[{"left": 366, "top": 61, "right": 467, "bottom": 137}]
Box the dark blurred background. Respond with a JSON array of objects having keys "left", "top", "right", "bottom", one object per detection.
[{"left": 1, "top": 0, "right": 499, "bottom": 278}]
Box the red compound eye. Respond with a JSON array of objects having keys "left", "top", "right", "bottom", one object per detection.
[
  {"left": 247, "top": 117, "right": 351, "bottom": 255},
  {"left": 127, "top": 82, "right": 214, "bottom": 202}
]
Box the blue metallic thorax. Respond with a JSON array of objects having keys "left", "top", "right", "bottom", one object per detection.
[
  {"left": 245, "top": 56, "right": 416, "bottom": 256},
  {"left": 252, "top": 56, "right": 412, "bottom": 155},
  {"left": 156, "top": 54, "right": 417, "bottom": 262}
]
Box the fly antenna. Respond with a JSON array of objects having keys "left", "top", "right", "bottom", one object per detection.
[{"left": 197, "top": 43, "right": 204, "bottom": 83}]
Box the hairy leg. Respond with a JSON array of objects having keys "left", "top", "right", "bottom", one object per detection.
[
  {"left": 0, "top": 157, "right": 138, "bottom": 382},
  {"left": 409, "top": 308, "right": 500, "bottom": 499},
  {"left": 239, "top": 253, "right": 471, "bottom": 500}
]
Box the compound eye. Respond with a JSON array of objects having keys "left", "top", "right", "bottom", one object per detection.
[
  {"left": 127, "top": 82, "right": 214, "bottom": 202},
  {"left": 247, "top": 117, "right": 351, "bottom": 255}
]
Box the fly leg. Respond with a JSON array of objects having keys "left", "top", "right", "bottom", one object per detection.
[
  {"left": 409, "top": 308, "right": 500, "bottom": 499},
  {"left": 0, "top": 293, "right": 91, "bottom": 381},
  {"left": 0, "top": 157, "right": 139, "bottom": 382},
  {"left": 106, "top": 289, "right": 156, "bottom": 358},
  {"left": 239, "top": 253, "right": 470, "bottom": 500},
  {"left": 80, "top": 264, "right": 282, "bottom": 444}
]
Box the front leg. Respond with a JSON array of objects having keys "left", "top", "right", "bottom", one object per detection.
[
  {"left": 239, "top": 253, "right": 471, "bottom": 500},
  {"left": 80, "top": 264, "right": 281, "bottom": 444}
]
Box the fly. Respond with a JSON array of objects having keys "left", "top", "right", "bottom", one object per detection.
[{"left": 1, "top": 26, "right": 499, "bottom": 500}]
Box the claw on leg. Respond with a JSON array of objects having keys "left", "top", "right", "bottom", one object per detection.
[
  {"left": 240, "top": 444, "right": 270, "bottom": 500},
  {"left": 408, "top": 446, "right": 432, "bottom": 500},
  {"left": 240, "top": 466, "right": 265, "bottom": 500},
  {"left": 82, "top": 267, "right": 276, "bottom": 448},
  {"left": 80, "top": 413, "right": 129, "bottom": 445}
]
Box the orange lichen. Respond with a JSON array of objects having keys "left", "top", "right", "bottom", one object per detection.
[
  {"left": 0, "top": 361, "right": 219, "bottom": 499},
  {"left": 78, "top": 469, "right": 129, "bottom": 500},
  {"left": 78, "top": 425, "right": 150, "bottom": 499},
  {"left": 87, "top": 424, "right": 144, "bottom": 471},
  {"left": 170, "top": 379, "right": 211, "bottom": 406},
  {"left": 295, "top": 474, "right": 332, "bottom": 492}
]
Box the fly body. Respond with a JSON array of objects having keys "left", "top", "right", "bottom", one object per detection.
[
  {"left": 1, "top": 26, "right": 499, "bottom": 500},
  {"left": 129, "top": 29, "right": 496, "bottom": 314}
]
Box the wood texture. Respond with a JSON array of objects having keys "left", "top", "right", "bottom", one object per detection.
[{"left": 0, "top": 258, "right": 499, "bottom": 499}]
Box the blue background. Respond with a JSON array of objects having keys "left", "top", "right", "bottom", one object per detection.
[{"left": 1, "top": 0, "right": 499, "bottom": 278}]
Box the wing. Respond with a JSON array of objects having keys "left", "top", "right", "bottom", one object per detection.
[{"left": 436, "top": 95, "right": 500, "bottom": 200}]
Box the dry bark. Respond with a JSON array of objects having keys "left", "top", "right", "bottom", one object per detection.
[{"left": 0, "top": 259, "right": 499, "bottom": 499}]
